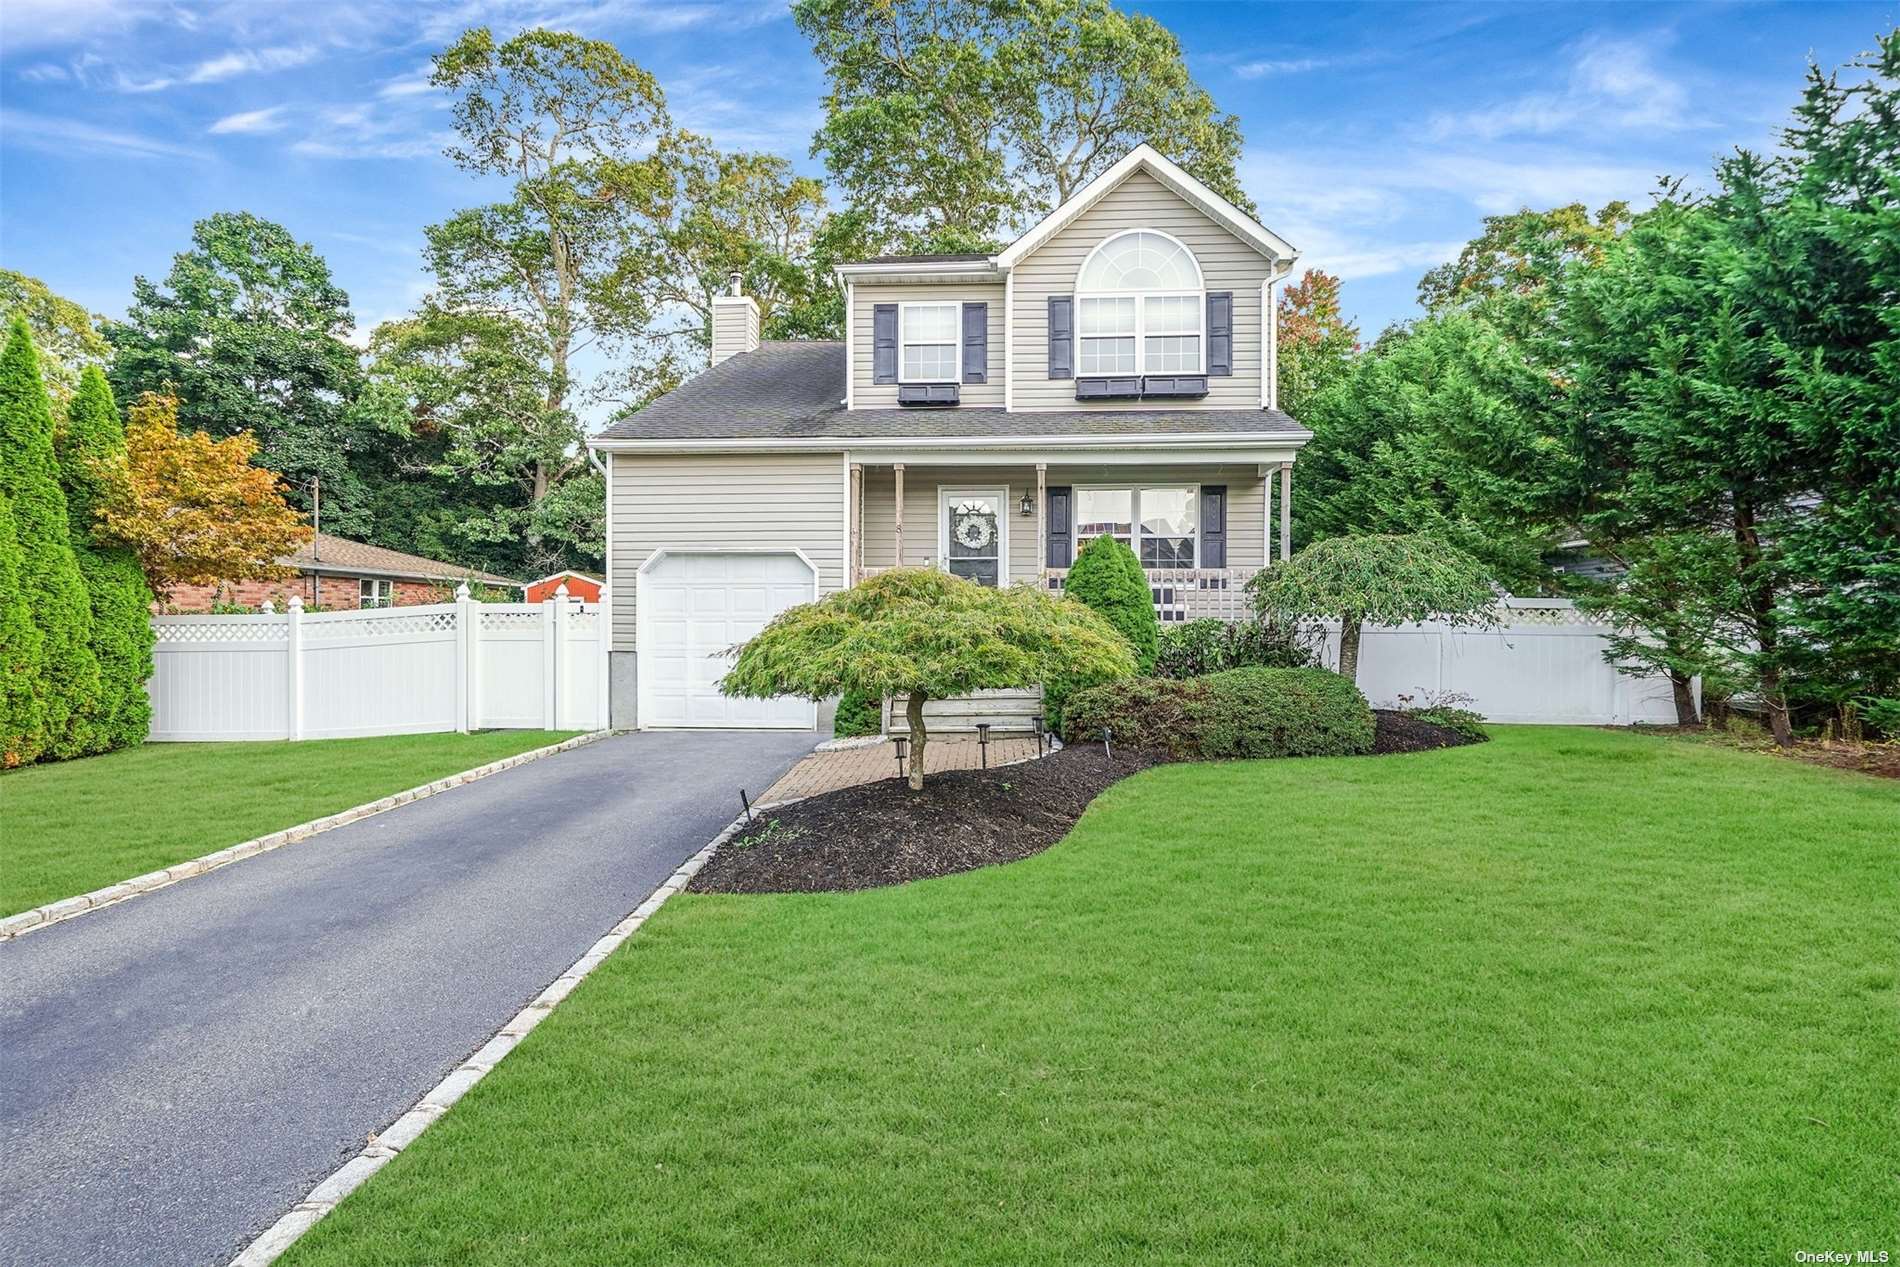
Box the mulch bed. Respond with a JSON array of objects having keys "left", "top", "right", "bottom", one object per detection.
[
  {"left": 1372, "top": 709, "right": 1481, "bottom": 754},
  {"left": 690, "top": 744, "right": 1160, "bottom": 895},
  {"left": 693, "top": 712, "right": 1485, "bottom": 896}
]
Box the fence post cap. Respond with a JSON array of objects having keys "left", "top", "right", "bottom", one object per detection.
[
  {"left": 554, "top": 582, "right": 570, "bottom": 598},
  {"left": 261, "top": 600, "right": 275, "bottom": 614},
  {"left": 287, "top": 595, "right": 304, "bottom": 611},
  {"left": 455, "top": 581, "right": 472, "bottom": 600}
]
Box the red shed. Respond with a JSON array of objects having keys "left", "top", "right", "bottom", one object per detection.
[{"left": 525, "top": 571, "right": 604, "bottom": 603}]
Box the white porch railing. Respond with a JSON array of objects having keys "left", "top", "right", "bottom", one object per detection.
[{"left": 1044, "top": 566, "right": 1261, "bottom": 623}]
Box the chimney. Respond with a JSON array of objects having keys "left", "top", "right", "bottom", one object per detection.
[{"left": 710, "top": 271, "right": 759, "bottom": 366}]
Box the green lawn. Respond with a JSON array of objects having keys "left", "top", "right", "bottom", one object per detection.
[
  {"left": 0, "top": 730, "right": 579, "bottom": 917},
  {"left": 284, "top": 728, "right": 1896, "bottom": 1266}
]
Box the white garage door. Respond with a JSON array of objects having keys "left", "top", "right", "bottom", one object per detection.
[{"left": 638, "top": 551, "right": 816, "bottom": 729}]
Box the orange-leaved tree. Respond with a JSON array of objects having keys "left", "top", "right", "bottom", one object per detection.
[{"left": 92, "top": 393, "right": 311, "bottom": 599}]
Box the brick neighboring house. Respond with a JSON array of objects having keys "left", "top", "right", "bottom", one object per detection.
[{"left": 162, "top": 532, "right": 521, "bottom": 612}]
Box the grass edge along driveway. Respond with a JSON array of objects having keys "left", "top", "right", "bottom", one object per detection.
[
  {"left": 283, "top": 727, "right": 1896, "bottom": 1266},
  {"left": 0, "top": 730, "right": 579, "bottom": 918}
]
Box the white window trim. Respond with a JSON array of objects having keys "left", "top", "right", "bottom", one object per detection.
[
  {"left": 1070, "top": 483, "right": 1200, "bottom": 570},
  {"left": 1075, "top": 229, "right": 1207, "bottom": 377},
  {"left": 937, "top": 486, "right": 1010, "bottom": 586},
  {"left": 358, "top": 577, "right": 393, "bottom": 609},
  {"left": 897, "top": 301, "right": 962, "bottom": 384}
]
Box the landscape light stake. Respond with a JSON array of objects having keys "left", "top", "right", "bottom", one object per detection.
[
  {"left": 976, "top": 722, "right": 991, "bottom": 768},
  {"left": 1102, "top": 726, "right": 1112, "bottom": 760},
  {"left": 740, "top": 789, "right": 754, "bottom": 824},
  {"left": 893, "top": 735, "right": 909, "bottom": 781},
  {"left": 1033, "top": 714, "right": 1047, "bottom": 756}
]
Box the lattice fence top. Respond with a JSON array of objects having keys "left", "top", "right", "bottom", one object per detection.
[
  {"left": 1499, "top": 603, "right": 1608, "bottom": 628},
  {"left": 480, "top": 608, "right": 544, "bottom": 634},
  {"left": 302, "top": 608, "right": 458, "bottom": 641},
  {"left": 153, "top": 618, "right": 286, "bottom": 644},
  {"left": 567, "top": 610, "right": 600, "bottom": 636}
]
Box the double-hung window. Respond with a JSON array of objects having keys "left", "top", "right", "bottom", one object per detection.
[
  {"left": 1073, "top": 487, "right": 1198, "bottom": 569},
  {"left": 898, "top": 303, "right": 959, "bottom": 382},
  {"left": 1075, "top": 231, "right": 1204, "bottom": 376},
  {"left": 359, "top": 578, "right": 393, "bottom": 609}
]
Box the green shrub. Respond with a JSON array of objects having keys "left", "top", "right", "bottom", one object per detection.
[
  {"left": 833, "top": 688, "right": 882, "bottom": 738},
  {"left": 1393, "top": 689, "right": 1489, "bottom": 743},
  {"left": 58, "top": 367, "right": 154, "bottom": 754},
  {"left": 1062, "top": 666, "right": 1375, "bottom": 760},
  {"left": 0, "top": 493, "right": 47, "bottom": 767},
  {"left": 0, "top": 315, "right": 99, "bottom": 760},
  {"left": 1154, "top": 617, "right": 1318, "bottom": 678},
  {"left": 1860, "top": 696, "right": 1900, "bottom": 740},
  {"left": 1065, "top": 534, "right": 1157, "bottom": 672}
]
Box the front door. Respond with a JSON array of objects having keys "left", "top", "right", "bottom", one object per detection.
[{"left": 940, "top": 488, "right": 1007, "bottom": 586}]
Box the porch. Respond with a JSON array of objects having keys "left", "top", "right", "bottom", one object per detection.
[{"left": 845, "top": 453, "right": 1295, "bottom": 623}]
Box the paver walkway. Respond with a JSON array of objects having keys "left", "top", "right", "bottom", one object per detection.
[
  {"left": 764, "top": 736, "right": 1046, "bottom": 801},
  {"left": 0, "top": 729, "right": 816, "bottom": 1267}
]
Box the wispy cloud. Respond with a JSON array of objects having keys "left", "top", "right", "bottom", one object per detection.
[
  {"left": 17, "top": 63, "right": 71, "bottom": 83},
  {"left": 0, "top": 107, "right": 210, "bottom": 161},
  {"left": 187, "top": 44, "right": 320, "bottom": 85},
  {"left": 376, "top": 65, "right": 437, "bottom": 99},
  {"left": 1234, "top": 57, "right": 1330, "bottom": 80},
  {"left": 208, "top": 106, "right": 288, "bottom": 135},
  {"left": 1427, "top": 36, "right": 1695, "bottom": 142}
]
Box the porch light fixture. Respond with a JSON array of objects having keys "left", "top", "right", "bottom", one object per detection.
[{"left": 1018, "top": 492, "right": 1034, "bottom": 517}]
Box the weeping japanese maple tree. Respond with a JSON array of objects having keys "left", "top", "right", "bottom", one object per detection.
[{"left": 720, "top": 568, "right": 1135, "bottom": 790}]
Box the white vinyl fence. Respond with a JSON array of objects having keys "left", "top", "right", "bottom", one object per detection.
[
  {"left": 147, "top": 586, "right": 608, "bottom": 741},
  {"left": 1316, "top": 598, "right": 1682, "bottom": 726}
]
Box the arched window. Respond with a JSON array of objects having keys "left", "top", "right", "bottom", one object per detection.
[{"left": 1074, "top": 230, "right": 1205, "bottom": 376}]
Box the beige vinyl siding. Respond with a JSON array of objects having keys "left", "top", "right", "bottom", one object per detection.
[
  {"left": 859, "top": 464, "right": 1265, "bottom": 577},
  {"left": 608, "top": 452, "right": 845, "bottom": 650},
  {"left": 851, "top": 283, "right": 1006, "bottom": 408},
  {"left": 709, "top": 298, "right": 759, "bottom": 365},
  {"left": 1011, "top": 169, "right": 1271, "bottom": 411}
]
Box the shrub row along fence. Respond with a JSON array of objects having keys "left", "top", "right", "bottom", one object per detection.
[
  {"left": 1313, "top": 599, "right": 1683, "bottom": 726},
  {"left": 147, "top": 586, "right": 608, "bottom": 741}
]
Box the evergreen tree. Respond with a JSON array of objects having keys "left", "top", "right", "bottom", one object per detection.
[
  {"left": 0, "top": 316, "right": 100, "bottom": 758},
  {"left": 57, "top": 367, "right": 155, "bottom": 751},
  {"left": 0, "top": 493, "right": 47, "bottom": 766},
  {"left": 1064, "top": 533, "right": 1159, "bottom": 672}
]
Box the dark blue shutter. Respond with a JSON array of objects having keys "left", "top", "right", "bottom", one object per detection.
[
  {"left": 873, "top": 303, "right": 897, "bottom": 384},
  {"left": 1200, "top": 485, "right": 1227, "bottom": 567},
  {"left": 962, "top": 302, "right": 987, "bottom": 384},
  {"left": 1046, "top": 486, "right": 1072, "bottom": 568},
  {"left": 1047, "top": 296, "right": 1073, "bottom": 380},
  {"left": 1207, "top": 292, "right": 1233, "bottom": 376}
]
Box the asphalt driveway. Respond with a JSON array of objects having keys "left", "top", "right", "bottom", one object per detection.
[{"left": 0, "top": 729, "right": 817, "bottom": 1267}]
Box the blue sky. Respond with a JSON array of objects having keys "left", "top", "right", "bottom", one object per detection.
[{"left": 2, "top": 0, "right": 1892, "bottom": 352}]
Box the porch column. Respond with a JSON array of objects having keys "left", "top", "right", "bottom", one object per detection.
[
  {"left": 1036, "top": 463, "right": 1047, "bottom": 581},
  {"left": 1279, "top": 462, "right": 1293, "bottom": 561},
  {"left": 1262, "top": 467, "right": 1274, "bottom": 567},
  {"left": 849, "top": 462, "right": 863, "bottom": 584},
  {"left": 893, "top": 463, "right": 905, "bottom": 567}
]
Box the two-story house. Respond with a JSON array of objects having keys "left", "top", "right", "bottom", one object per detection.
[{"left": 587, "top": 145, "right": 1311, "bottom": 730}]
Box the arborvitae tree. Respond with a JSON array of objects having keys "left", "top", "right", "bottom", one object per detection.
[
  {"left": 1064, "top": 533, "right": 1159, "bottom": 672},
  {"left": 0, "top": 315, "right": 100, "bottom": 758},
  {"left": 57, "top": 366, "right": 155, "bottom": 751},
  {"left": 0, "top": 493, "right": 47, "bottom": 767}
]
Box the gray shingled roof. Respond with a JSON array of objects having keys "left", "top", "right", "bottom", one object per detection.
[
  {"left": 593, "top": 342, "right": 1307, "bottom": 442},
  {"left": 284, "top": 533, "right": 519, "bottom": 585}
]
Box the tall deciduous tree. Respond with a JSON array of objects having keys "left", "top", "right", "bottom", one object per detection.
[
  {"left": 795, "top": 0, "right": 1251, "bottom": 247},
  {"left": 104, "top": 212, "right": 369, "bottom": 535},
  {"left": 1275, "top": 269, "right": 1359, "bottom": 420},
  {"left": 0, "top": 316, "right": 101, "bottom": 759},
  {"left": 93, "top": 394, "right": 311, "bottom": 599},
  {"left": 0, "top": 269, "right": 108, "bottom": 405},
  {"left": 57, "top": 367, "right": 156, "bottom": 752},
  {"left": 1418, "top": 201, "right": 1631, "bottom": 341},
  {"left": 427, "top": 27, "right": 674, "bottom": 490}
]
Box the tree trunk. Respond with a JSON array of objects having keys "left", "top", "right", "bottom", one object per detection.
[
  {"left": 1338, "top": 616, "right": 1362, "bottom": 682},
  {"left": 906, "top": 693, "right": 928, "bottom": 792},
  {"left": 1671, "top": 672, "right": 1699, "bottom": 728},
  {"left": 1733, "top": 501, "right": 1792, "bottom": 748}
]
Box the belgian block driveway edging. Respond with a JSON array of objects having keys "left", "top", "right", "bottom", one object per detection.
[
  {"left": 224, "top": 808, "right": 753, "bottom": 1267},
  {"left": 0, "top": 730, "right": 614, "bottom": 942}
]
